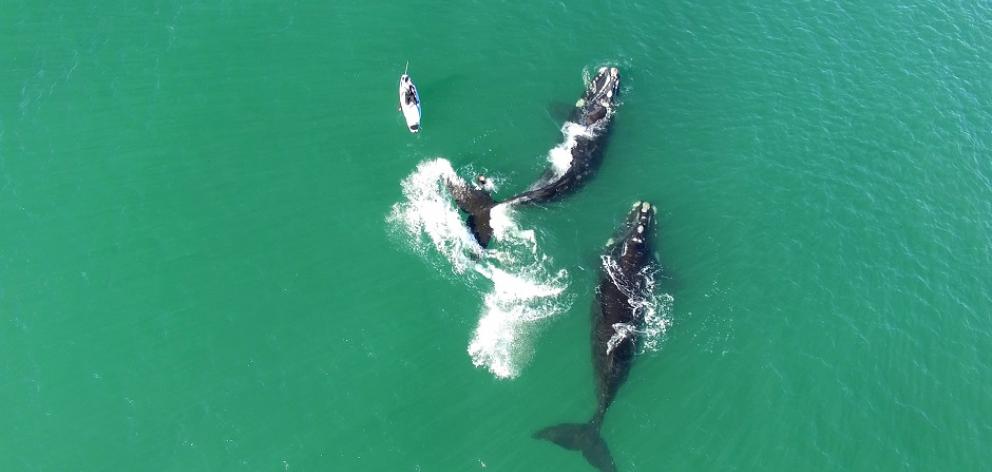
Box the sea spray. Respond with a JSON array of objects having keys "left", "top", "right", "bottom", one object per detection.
[
  {"left": 388, "top": 158, "right": 572, "bottom": 378},
  {"left": 388, "top": 158, "right": 482, "bottom": 274},
  {"left": 468, "top": 264, "right": 570, "bottom": 379},
  {"left": 547, "top": 122, "right": 595, "bottom": 179}
]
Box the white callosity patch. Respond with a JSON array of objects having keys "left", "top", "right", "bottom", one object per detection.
[
  {"left": 388, "top": 158, "right": 572, "bottom": 379},
  {"left": 600, "top": 254, "right": 674, "bottom": 354}
]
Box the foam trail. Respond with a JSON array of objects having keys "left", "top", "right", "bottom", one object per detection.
[
  {"left": 547, "top": 122, "right": 594, "bottom": 179},
  {"left": 388, "top": 158, "right": 571, "bottom": 378},
  {"left": 469, "top": 264, "right": 570, "bottom": 378}
]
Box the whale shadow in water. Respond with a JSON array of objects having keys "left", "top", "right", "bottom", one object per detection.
[
  {"left": 534, "top": 201, "right": 659, "bottom": 472},
  {"left": 546, "top": 100, "right": 577, "bottom": 123}
]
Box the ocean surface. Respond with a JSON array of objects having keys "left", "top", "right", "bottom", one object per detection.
[{"left": 2, "top": 1, "right": 991, "bottom": 470}]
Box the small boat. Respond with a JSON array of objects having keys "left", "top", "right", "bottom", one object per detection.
[{"left": 399, "top": 73, "right": 421, "bottom": 133}]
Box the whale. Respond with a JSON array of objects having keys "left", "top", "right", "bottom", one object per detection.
[
  {"left": 447, "top": 67, "right": 621, "bottom": 248},
  {"left": 534, "top": 201, "right": 657, "bottom": 472},
  {"left": 503, "top": 66, "right": 621, "bottom": 206},
  {"left": 446, "top": 175, "right": 497, "bottom": 248}
]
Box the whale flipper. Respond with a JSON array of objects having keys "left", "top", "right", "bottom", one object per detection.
[{"left": 534, "top": 423, "right": 616, "bottom": 472}]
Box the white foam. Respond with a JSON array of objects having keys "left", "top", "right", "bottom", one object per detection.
[
  {"left": 388, "top": 158, "right": 482, "bottom": 273},
  {"left": 388, "top": 158, "right": 572, "bottom": 379},
  {"left": 546, "top": 122, "right": 594, "bottom": 179},
  {"left": 468, "top": 264, "right": 569, "bottom": 378},
  {"left": 489, "top": 204, "right": 537, "bottom": 252}
]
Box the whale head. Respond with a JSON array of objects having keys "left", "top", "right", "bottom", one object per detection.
[
  {"left": 629, "top": 200, "right": 655, "bottom": 238},
  {"left": 576, "top": 67, "right": 621, "bottom": 127},
  {"left": 617, "top": 200, "right": 656, "bottom": 263},
  {"left": 589, "top": 66, "right": 621, "bottom": 101}
]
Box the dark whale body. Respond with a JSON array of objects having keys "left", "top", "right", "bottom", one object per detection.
[
  {"left": 448, "top": 67, "right": 622, "bottom": 247},
  {"left": 503, "top": 66, "right": 622, "bottom": 206},
  {"left": 446, "top": 176, "right": 497, "bottom": 247},
  {"left": 534, "top": 201, "right": 658, "bottom": 472}
]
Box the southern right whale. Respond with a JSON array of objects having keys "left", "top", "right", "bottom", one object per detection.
[
  {"left": 534, "top": 201, "right": 657, "bottom": 472},
  {"left": 502, "top": 66, "right": 621, "bottom": 206},
  {"left": 446, "top": 67, "right": 622, "bottom": 247}
]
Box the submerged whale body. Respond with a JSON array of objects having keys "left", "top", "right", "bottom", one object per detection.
[
  {"left": 448, "top": 67, "right": 622, "bottom": 247},
  {"left": 534, "top": 201, "right": 658, "bottom": 472}
]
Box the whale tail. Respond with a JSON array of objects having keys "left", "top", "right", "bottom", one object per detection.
[
  {"left": 445, "top": 178, "right": 498, "bottom": 247},
  {"left": 534, "top": 422, "right": 616, "bottom": 472},
  {"left": 464, "top": 203, "right": 496, "bottom": 247}
]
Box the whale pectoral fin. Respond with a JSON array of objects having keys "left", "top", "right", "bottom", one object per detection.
[{"left": 534, "top": 423, "right": 616, "bottom": 472}]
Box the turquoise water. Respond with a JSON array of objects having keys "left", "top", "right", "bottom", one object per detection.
[{"left": 2, "top": 1, "right": 991, "bottom": 470}]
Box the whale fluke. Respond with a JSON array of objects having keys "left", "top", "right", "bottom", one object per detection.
[
  {"left": 446, "top": 176, "right": 497, "bottom": 247},
  {"left": 534, "top": 422, "right": 616, "bottom": 472},
  {"left": 465, "top": 205, "right": 495, "bottom": 248}
]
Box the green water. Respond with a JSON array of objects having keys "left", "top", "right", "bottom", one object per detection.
[{"left": 3, "top": 1, "right": 991, "bottom": 470}]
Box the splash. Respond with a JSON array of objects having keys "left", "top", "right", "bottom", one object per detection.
[
  {"left": 547, "top": 122, "right": 595, "bottom": 179},
  {"left": 544, "top": 70, "right": 621, "bottom": 181},
  {"left": 388, "top": 158, "right": 571, "bottom": 378},
  {"left": 387, "top": 158, "right": 482, "bottom": 274},
  {"left": 468, "top": 264, "right": 570, "bottom": 378}
]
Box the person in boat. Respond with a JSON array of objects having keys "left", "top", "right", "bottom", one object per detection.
[
  {"left": 405, "top": 84, "right": 417, "bottom": 105},
  {"left": 398, "top": 75, "right": 417, "bottom": 110}
]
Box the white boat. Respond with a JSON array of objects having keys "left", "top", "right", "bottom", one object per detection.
[{"left": 399, "top": 74, "right": 421, "bottom": 133}]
